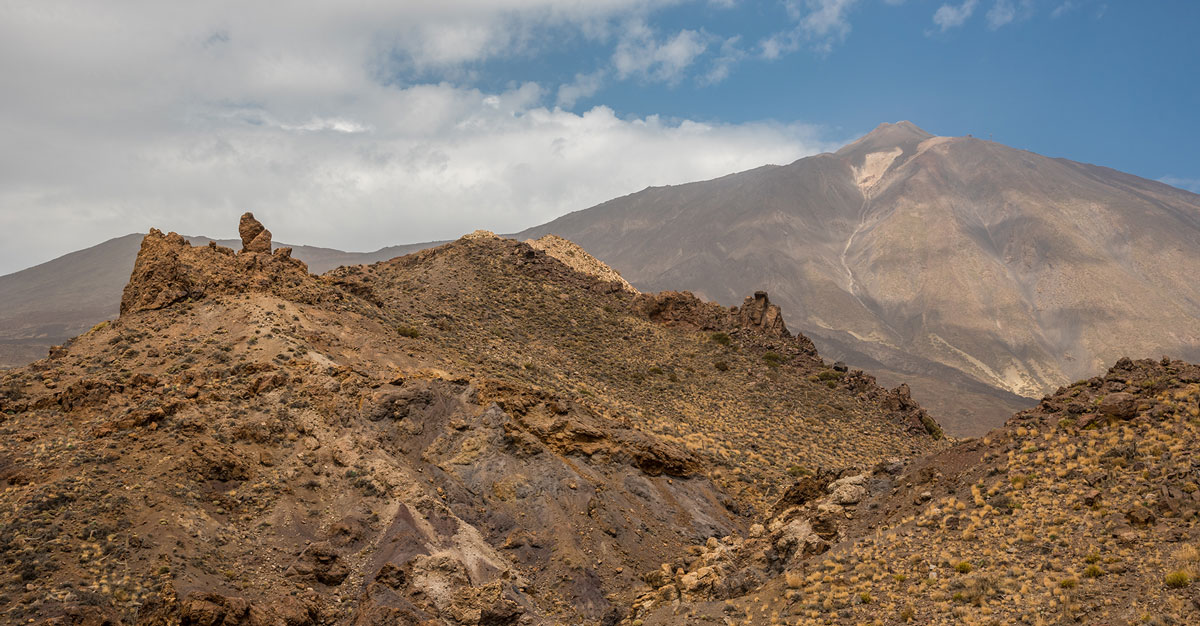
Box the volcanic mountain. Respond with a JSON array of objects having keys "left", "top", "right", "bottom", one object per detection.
[
  {"left": 519, "top": 121, "right": 1200, "bottom": 435},
  {"left": 0, "top": 216, "right": 942, "bottom": 625}
]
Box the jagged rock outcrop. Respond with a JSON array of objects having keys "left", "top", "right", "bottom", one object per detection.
[
  {"left": 635, "top": 290, "right": 729, "bottom": 330},
  {"left": 737, "top": 291, "right": 788, "bottom": 338},
  {"left": 881, "top": 382, "right": 944, "bottom": 438},
  {"left": 238, "top": 212, "right": 272, "bottom": 253},
  {"left": 119, "top": 226, "right": 320, "bottom": 315},
  {"left": 636, "top": 290, "right": 813, "bottom": 350}
]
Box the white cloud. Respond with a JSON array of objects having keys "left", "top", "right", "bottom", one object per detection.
[
  {"left": 799, "top": 0, "right": 860, "bottom": 41},
  {"left": 761, "top": 0, "right": 899, "bottom": 59},
  {"left": 702, "top": 36, "right": 747, "bottom": 84},
  {"left": 987, "top": 0, "right": 1034, "bottom": 29},
  {"left": 932, "top": 0, "right": 979, "bottom": 31},
  {"left": 556, "top": 70, "right": 607, "bottom": 109},
  {"left": 1050, "top": 1, "right": 1076, "bottom": 18},
  {"left": 986, "top": 0, "right": 1016, "bottom": 28},
  {"left": 0, "top": 1, "right": 835, "bottom": 275},
  {"left": 613, "top": 20, "right": 713, "bottom": 84}
]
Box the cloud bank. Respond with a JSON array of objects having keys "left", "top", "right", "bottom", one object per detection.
[{"left": 0, "top": 1, "right": 833, "bottom": 275}]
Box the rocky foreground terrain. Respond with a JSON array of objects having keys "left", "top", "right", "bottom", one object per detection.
[
  {"left": 634, "top": 356, "right": 1200, "bottom": 624},
  {"left": 0, "top": 215, "right": 944, "bottom": 625}
]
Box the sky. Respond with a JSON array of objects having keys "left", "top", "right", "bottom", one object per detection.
[{"left": 1, "top": 0, "right": 1198, "bottom": 276}]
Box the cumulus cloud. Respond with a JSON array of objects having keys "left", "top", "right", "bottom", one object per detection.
[
  {"left": 932, "top": 0, "right": 979, "bottom": 31},
  {"left": 0, "top": 1, "right": 834, "bottom": 275},
  {"left": 556, "top": 70, "right": 607, "bottom": 109}
]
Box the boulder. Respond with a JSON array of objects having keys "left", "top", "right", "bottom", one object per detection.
[{"left": 1098, "top": 392, "right": 1137, "bottom": 419}]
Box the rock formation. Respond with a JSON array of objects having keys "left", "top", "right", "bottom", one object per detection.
[
  {"left": 238, "top": 211, "right": 272, "bottom": 253},
  {"left": 120, "top": 220, "right": 314, "bottom": 315},
  {"left": 737, "top": 291, "right": 788, "bottom": 337}
]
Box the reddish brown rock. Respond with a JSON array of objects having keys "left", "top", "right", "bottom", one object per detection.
[
  {"left": 1099, "top": 391, "right": 1138, "bottom": 419},
  {"left": 239, "top": 212, "right": 272, "bottom": 253},
  {"left": 119, "top": 222, "right": 318, "bottom": 315}
]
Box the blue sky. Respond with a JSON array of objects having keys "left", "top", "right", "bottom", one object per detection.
[
  {"left": 1, "top": 0, "right": 1198, "bottom": 275},
  {"left": 467, "top": 0, "right": 1199, "bottom": 186}
]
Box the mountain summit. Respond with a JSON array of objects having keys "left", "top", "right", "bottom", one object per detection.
[{"left": 520, "top": 123, "right": 1200, "bottom": 434}]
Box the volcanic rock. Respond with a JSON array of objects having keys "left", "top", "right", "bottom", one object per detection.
[
  {"left": 737, "top": 291, "right": 788, "bottom": 337},
  {"left": 239, "top": 211, "right": 272, "bottom": 253}
]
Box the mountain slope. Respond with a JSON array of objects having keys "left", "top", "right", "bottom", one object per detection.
[
  {"left": 631, "top": 356, "right": 1200, "bottom": 625},
  {"left": 0, "top": 218, "right": 941, "bottom": 625},
  {"left": 519, "top": 121, "right": 1200, "bottom": 435}
]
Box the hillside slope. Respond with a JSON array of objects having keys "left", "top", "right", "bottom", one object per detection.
[
  {"left": 519, "top": 122, "right": 1200, "bottom": 435},
  {"left": 631, "top": 356, "right": 1200, "bottom": 624},
  {"left": 0, "top": 216, "right": 940, "bottom": 625}
]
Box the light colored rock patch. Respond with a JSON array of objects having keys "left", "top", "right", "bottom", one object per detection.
[
  {"left": 852, "top": 147, "right": 903, "bottom": 192},
  {"left": 916, "top": 135, "right": 954, "bottom": 154},
  {"left": 526, "top": 234, "right": 639, "bottom": 293}
]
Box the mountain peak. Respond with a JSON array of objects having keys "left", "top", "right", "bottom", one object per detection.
[{"left": 835, "top": 121, "right": 936, "bottom": 164}]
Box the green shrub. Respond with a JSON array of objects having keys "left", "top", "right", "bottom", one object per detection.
[
  {"left": 786, "top": 465, "right": 813, "bottom": 477},
  {"left": 713, "top": 360, "right": 730, "bottom": 372},
  {"left": 763, "top": 352, "right": 783, "bottom": 367},
  {"left": 709, "top": 332, "right": 731, "bottom": 346},
  {"left": 396, "top": 325, "right": 420, "bottom": 338},
  {"left": 921, "top": 414, "right": 944, "bottom": 440},
  {"left": 954, "top": 561, "right": 972, "bottom": 574},
  {"left": 1165, "top": 570, "right": 1191, "bottom": 588}
]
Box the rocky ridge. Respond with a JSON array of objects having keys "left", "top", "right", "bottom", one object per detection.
[{"left": 0, "top": 217, "right": 942, "bottom": 625}]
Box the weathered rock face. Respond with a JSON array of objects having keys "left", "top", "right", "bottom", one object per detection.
[
  {"left": 882, "top": 382, "right": 944, "bottom": 438},
  {"left": 120, "top": 225, "right": 318, "bottom": 315},
  {"left": 635, "top": 290, "right": 729, "bottom": 330},
  {"left": 238, "top": 212, "right": 272, "bottom": 253},
  {"left": 736, "top": 291, "right": 788, "bottom": 337}
]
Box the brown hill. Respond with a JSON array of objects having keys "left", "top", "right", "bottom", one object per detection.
[
  {"left": 0, "top": 216, "right": 941, "bottom": 625},
  {"left": 630, "top": 356, "right": 1200, "bottom": 625},
  {"left": 518, "top": 121, "right": 1200, "bottom": 436}
]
